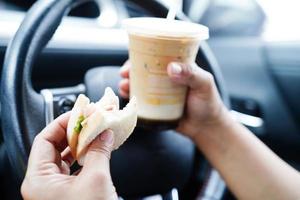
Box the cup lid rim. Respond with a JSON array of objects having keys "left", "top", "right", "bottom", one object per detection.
[{"left": 122, "top": 17, "right": 209, "bottom": 39}]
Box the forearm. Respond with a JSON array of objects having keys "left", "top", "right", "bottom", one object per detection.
[{"left": 195, "top": 110, "right": 300, "bottom": 200}]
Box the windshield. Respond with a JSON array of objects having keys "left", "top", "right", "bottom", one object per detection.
[{"left": 257, "top": 0, "right": 300, "bottom": 41}]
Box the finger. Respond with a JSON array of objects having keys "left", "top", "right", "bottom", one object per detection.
[
  {"left": 27, "top": 138, "right": 62, "bottom": 174},
  {"left": 39, "top": 112, "right": 71, "bottom": 151},
  {"left": 80, "top": 130, "right": 114, "bottom": 177},
  {"left": 167, "top": 62, "right": 214, "bottom": 91},
  {"left": 119, "top": 78, "right": 130, "bottom": 93},
  {"left": 61, "top": 147, "right": 75, "bottom": 167},
  {"left": 120, "top": 60, "right": 130, "bottom": 78},
  {"left": 26, "top": 112, "right": 71, "bottom": 173},
  {"left": 72, "top": 168, "right": 82, "bottom": 176},
  {"left": 118, "top": 78, "right": 130, "bottom": 98},
  {"left": 56, "top": 139, "right": 68, "bottom": 153},
  {"left": 61, "top": 160, "right": 71, "bottom": 175},
  {"left": 118, "top": 88, "right": 129, "bottom": 99}
]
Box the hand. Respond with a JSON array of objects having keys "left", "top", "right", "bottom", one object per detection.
[
  {"left": 119, "top": 61, "right": 229, "bottom": 140},
  {"left": 21, "top": 112, "right": 118, "bottom": 200}
]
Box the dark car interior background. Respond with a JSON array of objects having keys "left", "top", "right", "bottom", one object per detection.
[{"left": 0, "top": 0, "right": 299, "bottom": 200}]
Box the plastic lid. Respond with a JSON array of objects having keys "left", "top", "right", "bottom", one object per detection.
[{"left": 122, "top": 17, "right": 209, "bottom": 40}]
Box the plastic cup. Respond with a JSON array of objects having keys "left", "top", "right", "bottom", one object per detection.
[{"left": 123, "top": 17, "right": 209, "bottom": 129}]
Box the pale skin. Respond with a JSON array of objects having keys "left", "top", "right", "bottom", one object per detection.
[
  {"left": 21, "top": 112, "right": 118, "bottom": 200},
  {"left": 119, "top": 61, "right": 300, "bottom": 200},
  {"left": 22, "top": 61, "right": 300, "bottom": 200}
]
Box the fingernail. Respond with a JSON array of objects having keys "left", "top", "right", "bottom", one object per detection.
[
  {"left": 170, "top": 63, "right": 182, "bottom": 75},
  {"left": 100, "top": 130, "right": 114, "bottom": 145}
]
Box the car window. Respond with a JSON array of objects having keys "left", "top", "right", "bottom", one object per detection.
[
  {"left": 188, "top": 0, "right": 265, "bottom": 37},
  {"left": 257, "top": 0, "right": 300, "bottom": 41}
]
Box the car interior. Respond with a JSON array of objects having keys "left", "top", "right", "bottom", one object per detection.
[{"left": 0, "top": 0, "right": 299, "bottom": 199}]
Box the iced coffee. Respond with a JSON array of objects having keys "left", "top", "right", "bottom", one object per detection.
[{"left": 123, "top": 17, "right": 209, "bottom": 129}]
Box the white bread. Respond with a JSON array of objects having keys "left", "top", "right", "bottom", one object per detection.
[
  {"left": 96, "top": 87, "right": 119, "bottom": 111},
  {"left": 77, "top": 97, "right": 137, "bottom": 165},
  {"left": 66, "top": 87, "right": 137, "bottom": 166},
  {"left": 67, "top": 94, "right": 90, "bottom": 157}
]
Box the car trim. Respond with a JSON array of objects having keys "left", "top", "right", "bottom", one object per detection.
[
  {"left": 200, "top": 169, "right": 226, "bottom": 200},
  {"left": 231, "top": 110, "right": 264, "bottom": 128},
  {"left": 171, "top": 188, "right": 179, "bottom": 200},
  {"left": 40, "top": 89, "right": 54, "bottom": 125},
  {"left": 40, "top": 84, "right": 86, "bottom": 124}
]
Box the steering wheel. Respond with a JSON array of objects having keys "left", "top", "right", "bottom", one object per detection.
[{"left": 1, "top": 0, "right": 230, "bottom": 199}]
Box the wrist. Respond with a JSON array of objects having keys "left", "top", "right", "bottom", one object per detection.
[{"left": 191, "top": 105, "right": 233, "bottom": 142}]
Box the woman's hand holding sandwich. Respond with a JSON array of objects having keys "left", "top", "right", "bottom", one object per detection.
[{"left": 21, "top": 112, "right": 118, "bottom": 200}]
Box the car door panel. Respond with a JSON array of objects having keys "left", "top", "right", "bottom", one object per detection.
[
  {"left": 265, "top": 42, "right": 300, "bottom": 127},
  {"left": 208, "top": 37, "right": 300, "bottom": 166}
]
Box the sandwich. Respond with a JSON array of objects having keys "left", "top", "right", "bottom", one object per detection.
[{"left": 67, "top": 87, "right": 137, "bottom": 165}]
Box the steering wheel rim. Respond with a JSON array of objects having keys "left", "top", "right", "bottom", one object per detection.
[
  {"left": 1, "top": 0, "right": 89, "bottom": 183},
  {"left": 1, "top": 0, "right": 230, "bottom": 198}
]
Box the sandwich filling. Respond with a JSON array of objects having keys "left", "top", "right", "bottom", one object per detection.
[
  {"left": 67, "top": 87, "right": 138, "bottom": 166},
  {"left": 74, "top": 115, "right": 85, "bottom": 134}
]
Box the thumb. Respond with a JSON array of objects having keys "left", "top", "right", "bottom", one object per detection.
[
  {"left": 167, "top": 62, "right": 214, "bottom": 91},
  {"left": 81, "top": 130, "right": 114, "bottom": 175}
]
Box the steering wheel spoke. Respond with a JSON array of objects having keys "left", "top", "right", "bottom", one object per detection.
[{"left": 41, "top": 84, "right": 86, "bottom": 124}]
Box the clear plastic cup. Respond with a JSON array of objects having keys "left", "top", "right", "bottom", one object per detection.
[{"left": 123, "top": 17, "right": 209, "bottom": 129}]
